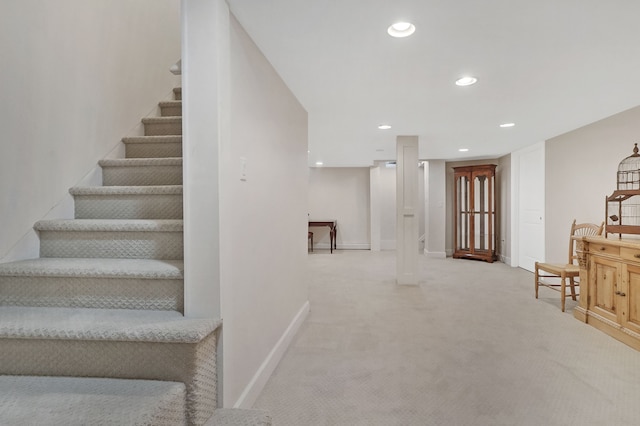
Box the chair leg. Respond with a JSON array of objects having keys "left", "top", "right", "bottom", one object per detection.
[
  {"left": 560, "top": 271, "right": 566, "bottom": 312},
  {"left": 534, "top": 262, "right": 539, "bottom": 299},
  {"left": 569, "top": 276, "right": 577, "bottom": 301}
]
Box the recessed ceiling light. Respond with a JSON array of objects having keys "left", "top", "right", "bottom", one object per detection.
[
  {"left": 499, "top": 122, "right": 515, "bottom": 128},
  {"left": 387, "top": 22, "right": 416, "bottom": 38},
  {"left": 315, "top": 161, "right": 323, "bottom": 166},
  {"left": 376, "top": 149, "right": 385, "bottom": 152},
  {"left": 378, "top": 124, "right": 392, "bottom": 130},
  {"left": 458, "top": 148, "right": 469, "bottom": 152},
  {"left": 455, "top": 76, "right": 477, "bottom": 86}
]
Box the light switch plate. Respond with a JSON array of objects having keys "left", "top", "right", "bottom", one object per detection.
[{"left": 240, "top": 157, "right": 247, "bottom": 181}]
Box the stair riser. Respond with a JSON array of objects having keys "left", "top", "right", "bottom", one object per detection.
[
  {"left": 0, "top": 334, "right": 217, "bottom": 426},
  {"left": 174, "top": 88, "right": 182, "bottom": 100},
  {"left": 144, "top": 122, "right": 182, "bottom": 136},
  {"left": 126, "top": 142, "right": 182, "bottom": 158},
  {"left": 161, "top": 105, "right": 182, "bottom": 117},
  {"left": 74, "top": 195, "right": 183, "bottom": 219},
  {"left": 39, "top": 231, "right": 184, "bottom": 260},
  {"left": 102, "top": 165, "right": 182, "bottom": 186},
  {"left": 0, "top": 277, "right": 183, "bottom": 312}
]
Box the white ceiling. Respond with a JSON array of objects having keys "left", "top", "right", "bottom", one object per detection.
[{"left": 227, "top": 0, "right": 640, "bottom": 167}]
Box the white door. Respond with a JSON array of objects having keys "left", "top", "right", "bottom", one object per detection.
[{"left": 514, "top": 142, "right": 545, "bottom": 272}]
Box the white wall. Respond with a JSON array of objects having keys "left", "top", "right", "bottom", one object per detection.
[
  {"left": 0, "top": 0, "right": 181, "bottom": 261},
  {"left": 308, "top": 167, "right": 370, "bottom": 249},
  {"left": 379, "top": 164, "right": 397, "bottom": 249},
  {"left": 497, "top": 154, "right": 511, "bottom": 264},
  {"left": 425, "top": 160, "right": 446, "bottom": 258},
  {"left": 545, "top": 105, "right": 640, "bottom": 261},
  {"left": 218, "top": 13, "right": 309, "bottom": 407}
]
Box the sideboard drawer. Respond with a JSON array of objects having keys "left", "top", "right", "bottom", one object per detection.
[
  {"left": 621, "top": 246, "right": 640, "bottom": 262},
  {"left": 589, "top": 243, "right": 620, "bottom": 256}
]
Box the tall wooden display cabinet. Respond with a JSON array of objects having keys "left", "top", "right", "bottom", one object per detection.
[{"left": 453, "top": 164, "right": 497, "bottom": 263}]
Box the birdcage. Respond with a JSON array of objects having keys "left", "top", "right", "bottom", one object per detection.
[{"left": 606, "top": 143, "right": 640, "bottom": 237}]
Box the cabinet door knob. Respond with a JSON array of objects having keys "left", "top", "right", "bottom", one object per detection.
[
  {"left": 634, "top": 254, "right": 640, "bottom": 258},
  {"left": 615, "top": 291, "right": 627, "bottom": 297},
  {"left": 600, "top": 247, "right": 606, "bottom": 251}
]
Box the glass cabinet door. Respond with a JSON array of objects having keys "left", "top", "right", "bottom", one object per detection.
[
  {"left": 456, "top": 174, "right": 470, "bottom": 251},
  {"left": 473, "top": 173, "right": 488, "bottom": 253}
]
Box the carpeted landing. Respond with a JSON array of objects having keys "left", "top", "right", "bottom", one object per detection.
[{"left": 253, "top": 250, "right": 640, "bottom": 426}]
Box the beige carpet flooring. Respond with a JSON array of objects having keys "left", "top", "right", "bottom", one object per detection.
[{"left": 253, "top": 250, "right": 640, "bottom": 425}]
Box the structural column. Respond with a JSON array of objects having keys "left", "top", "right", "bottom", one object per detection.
[
  {"left": 396, "top": 136, "right": 419, "bottom": 285},
  {"left": 182, "top": 0, "right": 230, "bottom": 318}
]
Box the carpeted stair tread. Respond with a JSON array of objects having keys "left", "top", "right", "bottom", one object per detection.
[
  {"left": 71, "top": 186, "right": 183, "bottom": 220},
  {"left": 122, "top": 136, "right": 182, "bottom": 159},
  {"left": 159, "top": 100, "right": 182, "bottom": 117},
  {"left": 159, "top": 100, "right": 182, "bottom": 107},
  {"left": 70, "top": 185, "right": 183, "bottom": 196},
  {"left": 174, "top": 87, "right": 182, "bottom": 100},
  {"left": 206, "top": 408, "right": 272, "bottom": 426},
  {"left": 142, "top": 117, "right": 182, "bottom": 124},
  {"left": 0, "top": 258, "right": 183, "bottom": 279},
  {"left": 0, "top": 306, "right": 221, "bottom": 343},
  {"left": 34, "top": 219, "right": 183, "bottom": 232},
  {"left": 122, "top": 135, "right": 182, "bottom": 144},
  {"left": 100, "top": 158, "right": 182, "bottom": 186},
  {"left": 99, "top": 157, "right": 182, "bottom": 167},
  {"left": 35, "top": 220, "right": 183, "bottom": 260},
  {"left": 0, "top": 375, "right": 187, "bottom": 426}
]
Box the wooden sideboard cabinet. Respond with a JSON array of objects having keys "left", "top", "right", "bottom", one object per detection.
[{"left": 575, "top": 236, "right": 640, "bottom": 350}]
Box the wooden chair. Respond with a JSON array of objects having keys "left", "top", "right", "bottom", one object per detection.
[
  {"left": 534, "top": 220, "right": 604, "bottom": 312},
  {"left": 308, "top": 231, "right": 313, "bottom": 252}
]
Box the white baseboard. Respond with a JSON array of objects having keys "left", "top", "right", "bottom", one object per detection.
[
  {"left": 499, "top": 254, "right": 512, "bottom": 266},
  {"left": 445, "top": 249, "right": 454, "bottom": 257},
  {"left": 313, "top": 243, "right": 370, "bottom": 250},
  {"left": 424, "top": 250, "right": 446, "bottom": 258},
  {"left": 233, "top": 300, "right": 310, "bottom": 409}
]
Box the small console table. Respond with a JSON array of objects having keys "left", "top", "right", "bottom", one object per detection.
[{"left": 308, "top": 220, "right": 337, "bottom": 253}]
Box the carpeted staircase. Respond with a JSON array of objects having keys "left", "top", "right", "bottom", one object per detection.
[{"left": 0, "top": 87, "right": 271, "bottom": 425}]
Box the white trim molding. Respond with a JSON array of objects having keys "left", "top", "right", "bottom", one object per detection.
[
  {"left": 233, "top": 300, "right": 310, "bottom": 408},
  {"left": 424, "top": 250, "right": 446, "bottom": 258}
]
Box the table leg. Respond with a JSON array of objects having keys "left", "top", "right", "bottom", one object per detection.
[
  {"left": 334, "top": 225, "right": 337, "bottom": 251},
  {"left": 329, "top": 226, "right": 334, "bottom": 254}
]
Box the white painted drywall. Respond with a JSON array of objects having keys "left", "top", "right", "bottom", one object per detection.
[
  {"left": 379, "top": 164, "right": 397, "bottom": 249},
  {"left": 497, "top": 154, "right": 512, "bottom": 264},
  {"left": 219, "top": 13, "right": 309, "bottom": 407},
  {"left": 425, "top": 160, "right": 446, "bottom": 258},
  {"left": 0, "top": 0, "right": 180, "bottom": 261},
  {"left": 545, "top": 105, "right": 640, "bottom": 261},
  {"left": 182, "top": 0, "right": 226, "bottom": 321},
  {"left": 370, "top": 166, "right": 381, "bottom": 251},
  {"left": 308, "top": 167, "right": 370, "bottom": 249}
]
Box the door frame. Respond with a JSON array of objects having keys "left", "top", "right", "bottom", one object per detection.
[{"left": 511, "top": 141, "right": 545, "bottom": 270}]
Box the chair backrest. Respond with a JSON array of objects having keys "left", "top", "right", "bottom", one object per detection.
[{"left": 568, "top": 219, "right": 604, "bottom": 264}]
